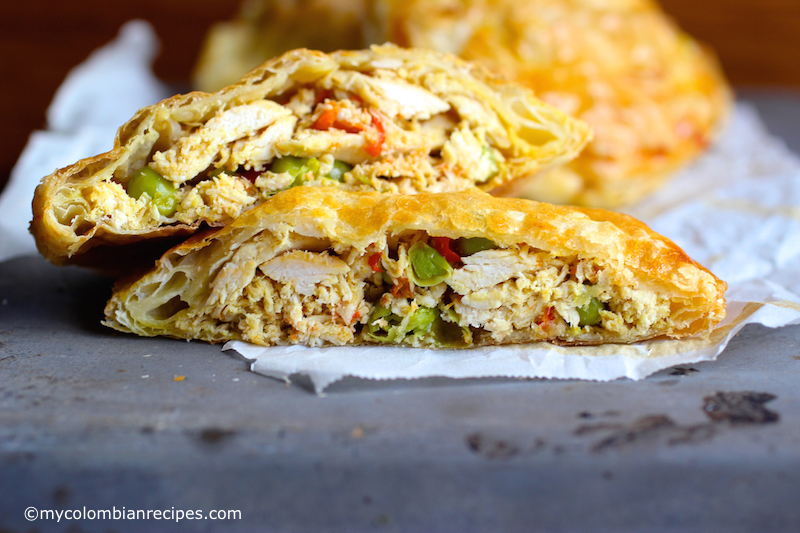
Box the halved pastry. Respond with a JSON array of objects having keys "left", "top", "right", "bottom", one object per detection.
[
  {"left": 31, "top": 45, "right": 590, "bottom": 267},
  {"left": 103, "top": 187, "right": 726, "bottom": 348}
]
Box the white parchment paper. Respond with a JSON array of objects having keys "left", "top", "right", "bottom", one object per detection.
[{"left": 2, "top": 22, "right": 799, "bottom": 393}]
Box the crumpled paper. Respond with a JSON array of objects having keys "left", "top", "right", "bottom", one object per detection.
[
  {"left": 2, "top": 22, "right": 799, "bottom": 393},
  {"left": 0, "top": 20, "right": 171, "bottom": 261}
]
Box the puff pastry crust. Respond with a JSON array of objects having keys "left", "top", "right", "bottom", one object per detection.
[
  {"left": 194, "top": 0, "right": 731, "bottom": 208},
  {"left": 104, "top": 187, "right": 726, "bottom": 348},
  {"left": 31, "top": 45, "right": 589, "bottom": 267}
]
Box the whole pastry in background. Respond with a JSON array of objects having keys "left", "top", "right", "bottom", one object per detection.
[
  {"left": 193, "top": 0, "right": 731, "bottom": 208},
  {"left": 32, "top": 45, "right": 589, "bottom": 268},
  {"left": 104, "top": 187, "right": 727, "bottom": 348},
  {"left": 380, "top": 0, "right": 731, "bottom": 207},
  {"left": 194, "top": 0, "right": 370, "bottom": 94}
]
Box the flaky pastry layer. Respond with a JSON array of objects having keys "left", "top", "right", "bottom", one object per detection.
[{"left": 31, "top": 45, "right": 590, "bottom": 267}]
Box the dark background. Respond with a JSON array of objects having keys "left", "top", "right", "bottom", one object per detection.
[{"left": 1, "top": 0, "right": 799, "bottom": 194}]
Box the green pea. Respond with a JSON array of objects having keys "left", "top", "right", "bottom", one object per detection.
[
  {"left": 408, "top": 242, "right": 453, "bottom": 287},
  {"left": 270, "top": 156, "right": 314, "bottom": 176},
  {"left": 208, "top": 167, "right": 226, "bottom": 179},
  {"left": 365, "top": 303, "right": 401, "bottom": 342},
  {"left": 578, "top": 297, "right": 604, "bottom": 327},
  {"left": 305, "top": 158, "right": 321, "bottom": 175},
  {"left": 430, "top": 315, "right": 471, "bottom": 347},
  {"left": 270, "top": 156, "right": 320, "bottom": 187},
  {"left": 480, "top": 146, "right": 500, "bottom": 182},
  {"left": 127, "top": 166, "right": 178, "bottom": 217},
  {"left": 370, "top": 302, "right": 393, "bottom": 321},
  {"left": 326, "top": 160, "right": 352, "bottom": 182},
  {"left": 366, "top": 301, "right": 471, "bottom": 346},
  {"left": 407, "top": 307, "right": 438, "bottom": 336},
  {"left": 439, "top": 304, "right": 459, "bottom": 323},
  {"left": 455, "top": 237, "right": 497, "bottom": 256}
]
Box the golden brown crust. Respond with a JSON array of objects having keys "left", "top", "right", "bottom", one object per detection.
[
  {"left": 203, "top": 186, "right": 718, "bottom": 297},
  {"left": 105, "top": 187, "right": 726, "bottom": 345},
  {"left": 31, "top": 45, "right": 590, "bottom": 267}
]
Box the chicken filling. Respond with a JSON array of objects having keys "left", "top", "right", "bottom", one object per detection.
[
  {"left": 172, "top": 232, "right": 674, "bottom": 347},
  {"left": 85, "top": 77, "right": 506, "bottom": 233}
]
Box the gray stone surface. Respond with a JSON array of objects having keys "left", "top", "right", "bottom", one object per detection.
[{"left": 2, "top": 95, "right": 800, "bottom": 532}]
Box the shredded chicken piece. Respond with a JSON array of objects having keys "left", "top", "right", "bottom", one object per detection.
[
  {"left": 277, "top": 129, "right": 367, "bottom": 165},
  {"left": 228, "top": 115, "right": 299, "bottom": 170},
  {"left": 151, "top": 101, "right": 292, "bottom": 183},
  {"left": 364, "top": 75, "right": 451, "bottom": 120},
  {"left": 258, "top": 250, "right": 349, "bottom": 296},
  {"left": 325, "top": 70, "right": 451, "bottom": 122},
  {"left": 447, "top": 249, "right": 543, "bottom": 293},
  {"left": 86, "top": 180, "right": 156, "bottom": 230},
  {"left": 441, "top": 125, "right": 498, "bottom": 184},
  {"left": 178, "top": 173, "right": 256, "bottom": 223}
]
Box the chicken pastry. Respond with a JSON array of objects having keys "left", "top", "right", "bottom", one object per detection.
[
  {"left": 103, "top": 187, "right": 726, "bottom": 348},
  {"left": 193, "top": 0, "right": 730, "bottom": 208},
  {"left": 31, "top": 45, "right": 590, "bottom": 267}
]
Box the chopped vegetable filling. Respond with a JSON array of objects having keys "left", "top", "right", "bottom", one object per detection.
[
  {"left": 96, "top": 78, "right": 509, "bottom": 233},
  {"left": 185, "top": 231, "right": 670, "bottom": 348},
  {"left": 126, "top": 167, "right": 178, "bottom": 217},
  {"left": 408, "top": 242, "right": 453, "bottom": 287}
]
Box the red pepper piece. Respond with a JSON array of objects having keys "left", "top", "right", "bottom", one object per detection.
[
  {"left": 335, "top": 120, "right": 365, "bottom": 134},
  {"left": 391, "top": 278, "right": 413, "bottom": 299},
  {"left": 314, "top": 89, "right": 335, "bottom": 105},
  {"left": 536, "top": 307, "right": 555, "bottom": 328},
  {"left": 368, "top": 252, "right": 384, "bottom": 272},
  {"left": 241, "top": 168, "right": 260, "bottom": 183},
  {"left": 312, "top": 102, "right": 367, "bottom": 134},
  {"left": 431, "top": 236, "right": 462, "bottom": 267},
  {"left": 312, "top": 107, "right": 337, "bottom": 130},
  {"left": 365, "top": 110, "right": 386, "bottom": 157}
]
